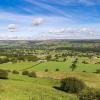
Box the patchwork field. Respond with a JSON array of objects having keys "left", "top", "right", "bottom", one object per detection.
[
  {"left": 0, "top": 40, "right": 100, "bottom": 100},
  {"left": 0, "top": 56, "right": 100, "bottom": 72}
]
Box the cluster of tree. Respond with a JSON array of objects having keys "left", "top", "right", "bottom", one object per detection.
[
  {"left": 0, "top": 55, "right": 40, "bottom": 64},
  {"left": 60, "top": 77, "right": 100, "bottom": 100}
]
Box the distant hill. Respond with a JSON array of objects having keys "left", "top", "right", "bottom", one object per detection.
[{"left": 0, "top": 39, "right": 100, "bottom": 52}]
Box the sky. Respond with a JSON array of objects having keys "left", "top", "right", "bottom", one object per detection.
[{"left": 0, "top": 0, "right": 100, "bottom": 40}]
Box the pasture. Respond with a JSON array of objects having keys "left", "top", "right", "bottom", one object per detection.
[
  {"left": 0, "top": 56, "right": 100, "bottom": 72},
  {"left": 0, "top": 40, "right": 100, "bottom": 100}
]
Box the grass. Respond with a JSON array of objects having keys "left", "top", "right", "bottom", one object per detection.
[
  {"left": 0, "top": 56, "right": 100, "bottom": 72},
  {"left": 0, "top": 74, "right": 78, "bottom": 100},
  {"left": 0, "top": 62, "right": 37, "bottom": 71},
  {"left": 0, "top": 56, "right": 100, "bottom": 100},
  {"left": 0, "top": 72, "right": 100, "bottom": 100},
  {"left": 36, "top": 72, "right": 100, "bottom": 88}
]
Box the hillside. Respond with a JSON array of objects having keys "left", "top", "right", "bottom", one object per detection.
[{"left": 0, "top": 40, "right": 100, "bottom": 52}]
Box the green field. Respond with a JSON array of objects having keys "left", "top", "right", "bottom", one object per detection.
[
  {"left": 0, "top": 58, "right": 100, "bottom": 100},
  {"left": 0, "top": 72, "right": 100, "bottom": 100},
  {"left": 0, "top": 74, "right": 78, "bottom": 100},
  {"left": 0, "top": 56, "right": 100, "bottom": 72},
  {"left": 0, "top": 40, "right": 100, "bottom": 100}
]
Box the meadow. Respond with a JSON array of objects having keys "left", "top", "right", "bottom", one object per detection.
[
  {"left": 0, "top": 40, "right": 100, "bottom": 100},
  {"left": 0, "top": 56, "right": 100, "bottom": 72}
]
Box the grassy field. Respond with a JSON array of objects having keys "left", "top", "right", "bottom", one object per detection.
[
  {"left": 0, "top": 72, "right": 100, "bottom": 100},
  {"left": 0, "top": 56, "right": 100, "bottom": 72},
  {"left": 0, "top": 74, "right": 78, "bottom": 100},
  {"left": 0, "top": 62, "right": 37, "bottom": 71},
  {"left": 0, "top": 53, "right": 100, "bottom": 100}
]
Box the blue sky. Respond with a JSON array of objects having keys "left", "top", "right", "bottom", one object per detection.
[{"left": 0, "top": 0, "right": 100, "bottom": 40}]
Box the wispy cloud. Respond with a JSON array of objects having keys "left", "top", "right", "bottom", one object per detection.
[
  {"left": 0, "top": 0, "right": 100, "bottom": 39},
  {"left": 35, "top": 0, "right": 100, "bottom": 6},
  {"left": 24, "top": 0, "right": 72, "bottom": 18},
  {"left": 47, "top": 28, "right": 97, "bottom": 35}
]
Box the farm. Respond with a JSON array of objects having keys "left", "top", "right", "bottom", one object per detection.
[{"left": 0, "top": 40, "right": 100, "bottom": 100}]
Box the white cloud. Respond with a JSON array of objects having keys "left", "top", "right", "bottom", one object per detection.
[
  {"left": 8, "top": 24, "right": 16, "bottom": 32},
  {"left": 32, "top": 17, "right": 44, "bottom": 26},
  {"left": 48, "top": 28, "right": 96, "bottom": 35},
  {"left": 48, "top": 28, "right": 65, "bottom": 33}
]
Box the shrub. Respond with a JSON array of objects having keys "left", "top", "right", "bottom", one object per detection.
[
  {"left": 63, "top": 58, "right": 66, "bottom": 62},
  {"left": 78, "top": 88, "right": 97, "bottom": 100},
  {"left": 82, "top": 61, "right": 89, "bottom": 64},
  {"left": 95, "top": 89, "right": 100, "bottom": 100},
  {"left": 0, "top": 69, "right": 8, "bottom": 79},
  {"left": 22, "top": 70, "right": 29, "bottom": 75},
  {"left": 56, "top": 68, "right": 59, "bottom": 71},
  {"left": 96, "top": 69, "right": 100, "bottom": 74},
  {"left": 83, "top": 70, "right": 86, "bottom": 72},
  {"left": 12, "top": 70, "right": 19, "bottom": 74},
  {"left": 28, "top": 71, "right": 36, "bottom": 77},
  {"left": 45, "top": 69, "right": 48, "bottom": 72},
  {"left": 60, "top": 77, "right": 86, "bottom": 93}
]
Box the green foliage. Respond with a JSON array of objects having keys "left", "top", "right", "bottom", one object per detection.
[
  {"left": 95, "top": 89, "right": 100, "bottom": 100},
  {"left": 70, "top": 61, "right": 77, "bottom": 71},
  {"left": 82, "top": 60, "right": 89, "bottom": 64},
  {"left": 22, "top": 70, "right": 29, "bottom": 75},
  {"left": 0, "top": 69, "right": 8, "bottom": 79},
  {"left": 96, "top": 69, "right": 100, "bottom": 74},
  {"left": 0, "top": 57, "right": 9, "bottom": 64},
  {"left": 45, "top": 69, "right": 48, "bottom": 72},
  {"left": 60, "top": 77, "right": 86, "bottom": 93},
  {"left": 26, "top": 55, "right": 39, "bottom": 62},
  {"left": 12, "top": 70, "right": 19, "bottom": 74},
  {"left": 63, "top": 58, "right": 66, "bottom": 62},
  {"left": 46, "top": 55, "right": 52, "bottom": 61},
  {"left": 28, "top": 71, "right": 37, "bottom": 77},
  {"left": 55, "top": 68, "right": 59, "bottom": 71},
  {"left": 78, "top": 88, "right": 97, "bottom": 100}
]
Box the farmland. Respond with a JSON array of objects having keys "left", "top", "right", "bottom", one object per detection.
[{"left": 0, "top": 40, "right": 100, "bottom": 100}]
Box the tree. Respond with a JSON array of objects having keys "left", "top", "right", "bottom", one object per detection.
[
  {"left": 0, "top": 69, "right": 8, "bottom": 79},
  {"left": 70, "top": 59, "right": 78, "bottom": 71},
  {"left": 46, "top": 55, "right": 52, "bottom": 61},
  {"left": 60, "top": 77, "right": 86, "bottom": 93},
  {"left": 63, "top": 58, "right": 66, "bottom": 62}
]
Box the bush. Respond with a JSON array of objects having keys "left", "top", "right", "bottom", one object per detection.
[
  {"left": 0, "top": 69, "right": 8, "bottom": 79},
  {"left": 95, "top": 89, "right": 100, "bottom": 100},
  {"left": 96, "top": 69, "right": 100, "bottom": 74},
  {"left": 56, "top": 68, "right": 59, "bottom": 71},
  {"left": 78, "top": 88, "right": 97, "bottom": 100},
  {"left": 83, "top": 70, "right": 86, "bottom": 72},
  {"left": 82, "top": 61, "right": 89, "bottom": 64},
  {"left": 12, "top": 70, "right": 19, "bottom": 74},
  {"left": 60, "top": 77, "right": 86, "bottom": 93},
  {"left": 45, "top": 69, "right": 48, "bottom": 72},
  {"left": 28, "top": 71, "right": 36, "bottom": 77},
  {"left": 22, "top": 70, "right": 29, "bottom": 75}
]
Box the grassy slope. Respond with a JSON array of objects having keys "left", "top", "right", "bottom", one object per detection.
[
  {"left": 0, "top": 74, "right": 77, "bottom": 100},
  {"left": 0, "top": 72, "right": 100, "bottom": 100},
  {"left": 36, "top": 72, "right": 100, "bottom": 89}
]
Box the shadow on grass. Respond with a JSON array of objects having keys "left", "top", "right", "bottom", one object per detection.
[{"left": 53, "top": 86, "right": 66, "bottom": 92}]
